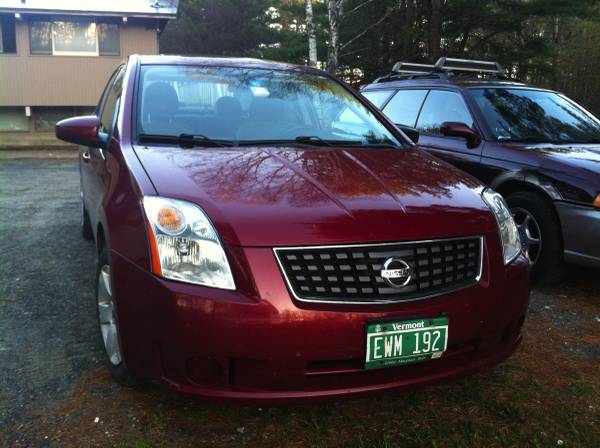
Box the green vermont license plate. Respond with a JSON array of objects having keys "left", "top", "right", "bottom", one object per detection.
[{"left": 365, "top": 317, "right": 449, "bottom": 369}]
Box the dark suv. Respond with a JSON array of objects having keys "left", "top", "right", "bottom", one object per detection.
[{"left": 362, "top": 58, "right": 600, "bottom": 282}]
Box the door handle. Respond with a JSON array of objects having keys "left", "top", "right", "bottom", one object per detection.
[{"left": 82, "top": 151, "right": 91, "bottom": 162}]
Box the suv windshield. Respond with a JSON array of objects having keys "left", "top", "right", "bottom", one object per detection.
[
  {"left": 137, "top": 65, "right": 402, "bottom": 147},
  {"left": 469, "top": 88, "right": 600, "bottom": 144}
]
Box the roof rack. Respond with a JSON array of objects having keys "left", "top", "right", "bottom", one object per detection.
[
  {"left": 434, "top": 57, "right": 504, "bottom": 74},
  {"left": 391, "top": 62, "right": 436, "bottom": 74},
  {"left": 375, "top": 57, "right": 517, "bottom": 84},
  {"left": 391, "top": 57, "right": 504, "bottom": 75}
]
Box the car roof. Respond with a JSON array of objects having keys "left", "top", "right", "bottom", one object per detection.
[{"left": 133, "top": 54, "right": 324, "bottom": 75}]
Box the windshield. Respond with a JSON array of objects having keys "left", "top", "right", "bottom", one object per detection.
[
  {"left": 137, "top": 65, "right": 402, "bottom": 147},
  {"left": 469, "top": 88, "right": 600, "bottom": 143}
]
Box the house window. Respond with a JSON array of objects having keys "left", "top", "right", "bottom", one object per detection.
[
  {"left": 29, "top": 22, "right": 52, "bottom": 54},
  {"left": 53, "top": 21, "right": 98, "bottom": 55},
  {"left": 98, "top": 24, "right": 120, "bottom": 55},
  {"left": 0, "top": 14, "right": 17, "bottom": 54},
  {"left": 33, "top": 107, "right": 95, "bottom": 132},
  {"left": 29, "top": 21, "right": 120, "bottom": 56},
  {"left": 0, "top": 108, "right": 30, "bottom": 131}
]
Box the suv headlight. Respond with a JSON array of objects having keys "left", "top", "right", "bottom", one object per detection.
[
  {"left": 481, "top": 188, "right": 521, "bottom": 265},
  {"left": 143, "top": 196, "right": 235, "bottom": 290}
]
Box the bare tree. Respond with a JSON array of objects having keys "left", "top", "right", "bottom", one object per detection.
[
  {"left": 326, "top": 0, "right": 393, "bottom": 75},
  {"left": 327, "top": 0, "right": 344, "bottom": 74},
  {"left": 305, "top": 0, "right": 318, "bottom": 67}
]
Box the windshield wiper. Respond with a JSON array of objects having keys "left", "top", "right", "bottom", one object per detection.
[
  {"left": 336, "top": 139, "right": 399, "bottom": 148},
  {"left": 235, "top": 138, "right": 399, "bottom": 148},
  {"left": 138, "top": 133, "right": 233, "bottom": 148},
  {"left": 294, "top": 136, "right": 333, "bottom": 146},
  {"left": 236, "top": 138, "right": 344, "bottom": 147}
]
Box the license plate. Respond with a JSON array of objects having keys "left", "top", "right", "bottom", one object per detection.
[{"left": 365, "top": 317, "right": 448, "bottom": 369}]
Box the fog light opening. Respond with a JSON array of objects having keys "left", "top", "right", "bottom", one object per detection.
[{"left": 184, "top": 357, "right": 225, "bottom": 387}]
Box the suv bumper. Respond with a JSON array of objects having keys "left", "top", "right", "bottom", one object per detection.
[{"left": 556, "top": 202, "right": 600, "bottom": 268}]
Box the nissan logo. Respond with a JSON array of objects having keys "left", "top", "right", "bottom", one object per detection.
[{"left": 380, "top": 258, "right": 413, "bottom": 288}]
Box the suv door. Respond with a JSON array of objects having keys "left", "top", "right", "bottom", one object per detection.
[
  {"left": 81, "top": 65, "right": 125, "bottom": 229},
  {"left": 413, "top": 89, "right": 482, "bottom": 173}
]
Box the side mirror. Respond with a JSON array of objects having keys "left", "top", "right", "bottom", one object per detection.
[
  {"left": 55, "top": 115, "right": 107, "bottom": 148},
  {"left": 440, "top": 121, "right": 481, "bottom": 148},
  {"left": 397, "top": 125, "right": 419, "bottom": 143}
]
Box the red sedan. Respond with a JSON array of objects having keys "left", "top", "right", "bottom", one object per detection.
[{"left": 55, "top": 55, "right": 529, "bottom": 402}]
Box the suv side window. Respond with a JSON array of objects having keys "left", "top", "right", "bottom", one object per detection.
[
  {"left": 382, "top": 90, "right": 428, "bottom": 127},
  {"left": 416, "top": 90, "right": 474, "bottom": 135},
  {"left": 98, "top": 65, "right": 125, "bottom": 136},
  {"left": 362, "top": 90, "right": 395, "bottom": 108}
]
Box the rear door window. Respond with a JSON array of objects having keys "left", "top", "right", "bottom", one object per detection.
[
  {"left": 362, "top": 90, "right": 394, "bottom": 108},
  {"left": 382, "top": 90, "right": 428, "bottom": 127},
  {"left": 416, "top": 90, "right": 474, "bottom": 135}
]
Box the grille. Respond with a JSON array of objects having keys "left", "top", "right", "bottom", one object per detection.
[{"left": 274, "top": 237, "right": 482, "bottom": 304}]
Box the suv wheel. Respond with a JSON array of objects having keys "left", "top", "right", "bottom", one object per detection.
[
  {"left": 96, "top": 247, "right": 137, "bottom": 385},
  {"left": 505, "top": 191, "right": 565, "bottom": 284}
]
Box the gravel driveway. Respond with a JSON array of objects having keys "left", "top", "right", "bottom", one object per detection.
[
  {"left": 0, "top": 160, "right": 101, "bottom": 427},
  {"left": 1, "top": 159, "right": 598, "bottom": 447}
]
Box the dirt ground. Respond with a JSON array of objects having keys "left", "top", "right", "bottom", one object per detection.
[{"left": 1, "top": 159, "right": 598, "bottom": 447}]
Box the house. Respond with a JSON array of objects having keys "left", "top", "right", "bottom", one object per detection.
[{"left": 0, "top": 0, "right": 178, "bottom": 147}]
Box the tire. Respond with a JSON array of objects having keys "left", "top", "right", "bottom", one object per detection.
[
  {"left": 81, "top": 199, "right": 94, "bottom": 241},
  {"left": 96, "top": 247, "right": 138, "bottom": 386},
  {"left": 505, "top": 191, "right": 565, "bottom": 284}
]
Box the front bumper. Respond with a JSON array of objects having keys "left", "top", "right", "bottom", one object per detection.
[
  {"left": 555, "top": 202, "right": 600, "bottom": 268},
  {"left": 110, "top": 234, "right": 530, "bottom": 403}
]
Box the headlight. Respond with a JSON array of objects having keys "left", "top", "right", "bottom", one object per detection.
[
  {"left": 143, "top": 196, "right": 235, "bottom": 290},
  {"left": 481, "top": 188, "right": 521, "bottom": 265}
]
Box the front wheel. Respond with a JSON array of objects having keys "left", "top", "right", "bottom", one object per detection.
[
  {"left": 505, "top": 191, "right": 565, "bottom": 284},
  {"left": 96, "top": 247, "right": 137, "bottom": 385}
]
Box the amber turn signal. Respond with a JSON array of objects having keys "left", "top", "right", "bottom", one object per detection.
[
  {"left": 157, "top": 206, "right": 185, "bottom": 234},
  {"left": 594, "top": 194, "right": 600, "bottom": 208}
]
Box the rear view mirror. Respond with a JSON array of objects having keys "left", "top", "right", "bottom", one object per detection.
[
  {"left": 397, "top": 125, "right": 419, "bottom": 143},
  {"left": 55, "top": 116, "right": 107, "bottom": 148},
  {"left": 440, "top": 121, "right": 481, "bottom": 148}
]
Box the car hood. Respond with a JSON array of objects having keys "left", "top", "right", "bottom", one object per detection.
[
  {"left": 507, "top": 142, "right": 600, "bottom": 175},
  {"left": 134, "top": 145, "right": 497, "bottom": 246}
]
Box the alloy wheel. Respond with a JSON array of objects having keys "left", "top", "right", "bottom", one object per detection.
[
  {"left": 511, "top": 207, "right": 542, "bottom": 266},
  {"left": 97, "top": 264, "right": 122, "bottom": 366}
]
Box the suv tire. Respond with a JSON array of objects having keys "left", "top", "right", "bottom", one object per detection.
[{"left": 505, "top": 191, "right": 565, "bottom": 284}]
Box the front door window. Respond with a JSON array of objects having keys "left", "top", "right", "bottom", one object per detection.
[{"left": 416, "top": 90, "right": 474, "bottom": 135}]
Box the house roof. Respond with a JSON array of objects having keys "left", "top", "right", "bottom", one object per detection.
[{"left": 0, "top": 0, "right": 179, "bottom": 19}]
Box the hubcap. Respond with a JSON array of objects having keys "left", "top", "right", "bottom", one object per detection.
[
  {"left": 511, "top": 207, "right": 542, "bottom": 266},
  {"left": 97, "top": 264, "right": 122, "bottom": 366}
]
